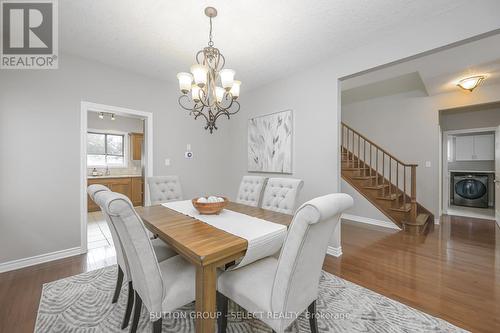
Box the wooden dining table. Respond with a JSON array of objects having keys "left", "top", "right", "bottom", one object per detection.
[{"left": 136, "top": 201, "right": 293, "bottom": 333}]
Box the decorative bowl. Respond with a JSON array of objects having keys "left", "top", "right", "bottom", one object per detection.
[{"left": 192, "top": 196, "right": 228, "bottom": 215}]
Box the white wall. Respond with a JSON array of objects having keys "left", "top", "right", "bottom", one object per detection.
[{"left": 0, "top": 54, "right": 231, "bottom": 264}]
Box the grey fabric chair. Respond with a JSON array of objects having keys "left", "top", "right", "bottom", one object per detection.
[
  {"left": 87, "top": 185, "right": 177, "bottom": 330},
  {"left": 95, "top": 190, "right": 196, "bottom": 333},
  {"left": 217, "top": 193, "right": 353, "bottom": 333},
  {"left": 147, "top": 176, "right": 183, "bottom": 205},
  {"left": 260, "top": 178, "right": 304, "bottom": 214},
  {"left": 235, "top": 176, "right": 267, "bottom": 207}
]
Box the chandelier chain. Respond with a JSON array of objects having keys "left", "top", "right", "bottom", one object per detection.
[{"left": 208, "top": 17, "right": 214, "bottom": 47}]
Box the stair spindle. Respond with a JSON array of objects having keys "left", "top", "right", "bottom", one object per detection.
[
  {"left": 403, "top": 166, "right": 406, "bottom": 207},
  {"left": 375, "top": 148, "right": 379, "bottom": 186}
]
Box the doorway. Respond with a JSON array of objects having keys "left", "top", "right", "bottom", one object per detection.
[
  {"left": 439, "top": 104, "right": 499, "bottom": 221},
  {"left": 80, "top": 102, "right": 153, "bottom": 253}
]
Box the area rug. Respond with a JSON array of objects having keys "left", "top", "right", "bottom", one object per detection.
[{"left": 35, "top": 266, "right": 467, "bottom": 332}]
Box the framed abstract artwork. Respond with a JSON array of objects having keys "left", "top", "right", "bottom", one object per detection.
[{"left": 248, "top": 109, "right": 293, "bottom": 173}]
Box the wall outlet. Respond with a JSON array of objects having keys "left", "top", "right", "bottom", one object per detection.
[
  {"left": 425, "top": 161, "right": 431, "bottom": 168},
  {"left": 164, "top": 158, "right": 171, "bottom": 166}
]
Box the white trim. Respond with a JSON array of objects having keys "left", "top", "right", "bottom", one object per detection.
[
  {"left": 443, "top": 127, "right": 497, "bottom": 136},
  {"left": 434, "top": 218, "right": 441, "bottom": 225},
  {"left": 441, "top": 126, "right": 497, "bottom": 216},
  {"left": 0, "top": 247, "right": 82, "bottom": 273},
  {"left": 326, "top": 246, "right": 342, "bottom": 257},
  {"left": 341, "top": 213, "right": 401, "bottom": 230},
  {"left": 81, "top": 102, "right": 154, "bottom": 253}
]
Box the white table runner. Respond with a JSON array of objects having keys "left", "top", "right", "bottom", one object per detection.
[{"left": 162, "top": 200, "right": 287, "bottom": 269}]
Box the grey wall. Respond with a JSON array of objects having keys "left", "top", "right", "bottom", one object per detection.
[
  {"left": 87, "top": 112, "right": 144, "bottom": 133},
  {"left": 440, "top": 106, "right": 500, "bottom": 131},
  {"left": 0, "top": 54, "right": 231, "bottom": 264}
]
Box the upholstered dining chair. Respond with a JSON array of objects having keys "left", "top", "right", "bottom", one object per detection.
[
  {"left": 235, "top": 175, "right": 268, "bottom": 207},
  {"left": 95, "top": 190, "right": 196, "bottom": 333},
  {"left": 147, "top": 176, "right": 183, "bottom": 205},
  {"left": 260, "top": 178, "right": 304, "bottom": 215},
  {"left": 217, "top": 193, "right": 353, "bottom": 333},
  {"left": 87, "top": 185, "right": 177, "bottom": 330}
]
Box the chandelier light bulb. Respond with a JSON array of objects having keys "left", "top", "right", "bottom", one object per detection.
[
  {"left": 176, "top": 72, "right": 193, "bottom": 94},
  {"left": 219, "top": 69, "right": 235, "bottom": 91},
  {"left": 191, "top": 85, "right": 202, "bottom": 102},
  {"left": 230, "top": 80, "right": 241, "bottom": 99},
  {"left": 190, "top": 64, "right": 208, "bottom": 88},
  {"left": 111, "top": 114, "right": 115, "bottom": 121},
  {"left": 98, "top": 112, "right": 104, "bottom": 119}
]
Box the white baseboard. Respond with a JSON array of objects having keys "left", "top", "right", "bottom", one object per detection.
[
  {"left": 434, "top": 218, "right": 440, "bottom": 225},
  {"left": 341, "top": 213, "right": 401, "bottom": 230},
  {"left": 0, "top": 247, "right": 83, "bottom": 273},
  {"left": 326, "top": 246, "right": 342, "bottom": 257}
]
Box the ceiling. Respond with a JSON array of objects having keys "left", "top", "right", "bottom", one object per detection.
[
  {"left": 60, "top": 0, "right": 476, "bottom": 91},
  {"left": 341, "top": 33, "right": 500, "bottom": 102}
]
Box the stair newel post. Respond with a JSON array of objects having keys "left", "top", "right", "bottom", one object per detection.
[{"left": 410, "top": 165, "right": 417, "bottom": 222}]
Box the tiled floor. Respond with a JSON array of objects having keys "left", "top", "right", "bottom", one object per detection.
[
  {"left": 447, "top": 204, "right": 495, "bottom": 220},
  {"left": 87, "top": 211, "right": 114, "bottom": 250}
]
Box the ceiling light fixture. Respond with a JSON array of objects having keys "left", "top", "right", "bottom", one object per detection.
[
  {"left": 457, "top": 75, "right": 485, "bottom": 92},
  {"left": 111, "top": 113, "right": 115, "bottom": 121},
  {"left": 98, "top": 112, "right": 104, "bottom": 119},
  {"left": 176, "top": 7, "right": 241, "bottom": 133}
]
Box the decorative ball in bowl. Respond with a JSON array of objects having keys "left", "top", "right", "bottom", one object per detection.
[{"left": 192, "top": 196, "right": 228, "bottom": 215}]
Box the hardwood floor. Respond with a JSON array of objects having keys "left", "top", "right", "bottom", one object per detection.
[
  {"left": 0, "top": 215, "right": 498, "bottom": 332},
  {"left": 324, "top": 215, "right": 500, "bottom": 333}
]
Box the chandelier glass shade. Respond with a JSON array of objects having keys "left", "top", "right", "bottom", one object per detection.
[{"left": 176, "top": 7, "right": 241, "bottom": 133}]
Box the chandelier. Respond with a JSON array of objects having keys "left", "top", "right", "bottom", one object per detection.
[{"left": 176, "top": 7, "right": 241, "bottom": 134}]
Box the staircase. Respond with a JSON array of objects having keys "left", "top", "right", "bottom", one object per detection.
[{"left": 341, "top": 122, "right": 434, "bottom": 234}]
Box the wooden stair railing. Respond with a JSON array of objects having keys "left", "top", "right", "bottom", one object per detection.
[{"left": 341, "top": 122, "right": 433, "bottom": 233}]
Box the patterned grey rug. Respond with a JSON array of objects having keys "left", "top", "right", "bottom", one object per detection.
[{"left": 35, "top": 266, "right": 467, "bottom": 332}]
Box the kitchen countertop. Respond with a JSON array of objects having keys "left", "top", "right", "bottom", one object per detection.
[
  {"left": 449, "top": 170, "right": 495, "bottom": 174},
  {"left": 88, "top": 174, "right": 142, "bottom": 179}
]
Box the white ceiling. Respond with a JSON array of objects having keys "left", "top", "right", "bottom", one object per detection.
[
  {"left": 60, "top": 0, "right": 476, "bottom": 91},
  {"left": 341, "top": 33, "right": 500, "bottom": 99}
]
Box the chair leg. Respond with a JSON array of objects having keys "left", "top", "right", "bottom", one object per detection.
[
  {"left": 130, "top": 290, "right": 143, "bottom": 333},
  {"left": 121, "top": 281, "right": 134, "bottom": 329},
  {"left": 152, "top": 318, "right": 162, "bottom": 333},
  {"left": 217, "top": 292, "right": 228, "bottom": 333},
  {"left": 112, "top": 266, "right": 124, "bottom": 304},
  {"left": 307, "top": 300, "right": 318, "bottom": 333}
]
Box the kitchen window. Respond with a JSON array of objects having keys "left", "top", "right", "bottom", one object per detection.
[{"left": 87, "top": 131, "right": 126, "bottom": 167}]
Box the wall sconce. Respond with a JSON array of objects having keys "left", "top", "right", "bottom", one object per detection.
[{"left": 457, "top": 75, "right": 485, "bottom": 92}]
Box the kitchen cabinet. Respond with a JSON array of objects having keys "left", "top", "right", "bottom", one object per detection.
[
  {"left": 87, "top": 176, "right": 144, "bottom": 212},
  {"left": 130, "top": 133, "right": 144, "bottom": 160},
  {"left": 455, "top": 134, "right": 494, "bottom": 161}
]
